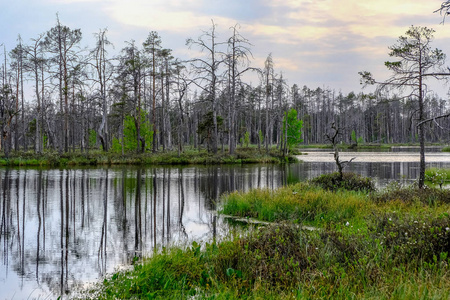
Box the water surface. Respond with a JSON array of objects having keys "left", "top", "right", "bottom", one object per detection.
[{"left": 1, "top": 154, "right": 450, "bottom": 298}]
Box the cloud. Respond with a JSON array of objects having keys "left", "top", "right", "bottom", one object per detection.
[
  {"left": 6, "top": 0, "right": 448, "bottom": 94},
  {"left": 103, "top": 0, "right": 239, "bottom": 33}
]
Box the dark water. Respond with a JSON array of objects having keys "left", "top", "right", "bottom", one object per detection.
[
  {"left": 1, "top": 160, "right": 450, "bottom": 299},
  {"left": 0, "top": 165, "right": 290, "bottom": 299}
]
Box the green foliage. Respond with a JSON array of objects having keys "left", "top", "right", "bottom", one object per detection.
[
  {"left": 425, "top": 168, "right": 450, "bottom": 189},
  {"left": 111, "top": 137, "right": 122, "bottom": 154},
  {"left": 243, "top": 131, "right": 250, "bottom": 148},
  {"left": 43, "top": 135, "right": 48, "bottom": 150},
  {"left": 88, "top": 129, "right": 97, "bottom": 149},
  {"left": 197, "top": 111, "right": 224, "bottom": 151},
  {"left": 112, "top": 113, "right": 153, "bottom": 153},
  {"left": 350, "top": 130, "right": 364, "bottom": 145},
  {"left": 311, "top": 172, "right": 375, "bottom": 192},
  {"left": 281, "top": 109, "right": 303, "bottom": 150},
  {"left": 27, "top": 119, "right": 36, "bottom": 138},
  {"left": 258, "top": 129, "right": 264, "bottom": 145},
  {"left": 442, "top": 146, "right": 450, "bottom": 152},
  {"left": 83, "top": 220, "right": 450, "bottom": 299}
]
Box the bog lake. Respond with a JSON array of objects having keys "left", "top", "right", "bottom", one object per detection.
[{"left": 1, "top": 147, "right": 450, "bottom": 299}]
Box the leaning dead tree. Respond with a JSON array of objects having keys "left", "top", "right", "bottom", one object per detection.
[{"left": 324, "top": 123, "right": 355, "bottom": 181}]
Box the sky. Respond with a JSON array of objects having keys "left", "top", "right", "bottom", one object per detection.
[{"left": 1, "top": 0, "right": 450, "bottom": 96}]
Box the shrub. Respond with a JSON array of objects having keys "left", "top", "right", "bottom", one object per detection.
[
  {"left": 368, "top": 212, "right": 450, "bottom": 264},
  {"left": 425, "top": 168, "right": 450, "bottom": 189},
  {"left": 371, "top": 184, "right": 450, "bottom": 205},
  {"left": 311, "top": 172, "right": 375, "bottom": 192}
]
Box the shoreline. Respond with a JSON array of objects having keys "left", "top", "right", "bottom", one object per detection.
[{"left": 298, "top": 151, "right": 450, "bottom": 163}]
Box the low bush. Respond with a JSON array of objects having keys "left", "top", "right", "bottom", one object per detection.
[
  {"left": 310, "top": 172, "right": 375, "bottom": 192},
  {"left": 371, "top": 184, "right": 450, "bottom": 205},
  {"left": 425, "top": 168, "right": 450, "bottom": 188},
  {"left": 81, "top": 220, "right": 450, "bottom": 299},
  {"left": 368, "top": 212, "right": 450, "bottom": 265}
]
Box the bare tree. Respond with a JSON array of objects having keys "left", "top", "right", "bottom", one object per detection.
[
  {"left": 89, "top": 29, "right": 113, "bottom": 151},
  {"left": 324, "top": 123, "right": 355, "bottom": 181},
  {"left": 226, "top": 24, "right": 254, "bottom": 154},
  {"left": 143, "top": 31, "right": 162, "bottom": 152},
  {"left": 186, "top": 20, "right": 224, "bottom": 154},
  {"left": 44, "top": 16, "right": 82, "bottom": 153},
  {"left": 0, "top": 46, "right": 19, "bottom": 156},
  {"left": 263, "top": 53, "right": 274, "bottom": 153},
  {"left": 10, "top": 36, "right": 26, "bottom": 151},
  {"left": 24, "top": 34, "right": 47, "bottom": 153},
  {"left": 117, "top": 41, "right": 146, "bottom": 152}
]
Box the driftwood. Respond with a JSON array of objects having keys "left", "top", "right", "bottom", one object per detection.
[{"left": 221, "top": 214, "right": 317, "bottom": 231}]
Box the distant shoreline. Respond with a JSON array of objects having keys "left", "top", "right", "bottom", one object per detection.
[{"left": 297, "top": 151, "right": 450, "bottom": 163}]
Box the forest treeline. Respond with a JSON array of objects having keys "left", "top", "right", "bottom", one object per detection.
[{"left": 1, "top": 18, "right": 449, "bottom": 157}]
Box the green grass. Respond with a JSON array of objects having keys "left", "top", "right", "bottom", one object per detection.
[
  {"left": 78, "top": 178, "right": 450, "bottom": 299},
  {"left": 220, "top": 182, "right": 372, "bottom": 226}
]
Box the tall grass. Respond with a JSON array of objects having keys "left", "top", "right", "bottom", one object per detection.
[
  {"left": 78, "top": 180, "right": 450, "bottom": 299},
  {"left": 220, "top": 182, "right": 373, "bottom": 226}
]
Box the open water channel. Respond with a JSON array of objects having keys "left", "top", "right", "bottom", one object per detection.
[{"left": 1, "top": 149, "right": 450, "bottom": 299}]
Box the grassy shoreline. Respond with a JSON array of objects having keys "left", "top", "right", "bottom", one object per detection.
[
  {"left": 2, "top": 143, "right": 448, "bottom": 167},
  {"left": 0, "top": 147, "right": 298, "bottom": 167},
  {"left": 78, "top": 177, "right": 450, "bottom": 299}
]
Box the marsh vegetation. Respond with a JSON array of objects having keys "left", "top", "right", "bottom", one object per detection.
[{"left": 81, "top": 175, "right": 450, "bottom": 299}]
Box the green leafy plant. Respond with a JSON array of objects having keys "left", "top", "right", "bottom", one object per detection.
[
  {"left": 425, "top": 168, "right": 450, "bottom": 189},
  {"left": 281, "top": 109, "right": 303, "bottom": 153},
  {"left": 112, "top": 112, "right": 153, "bottom": 153},
  {"left": 243, "top": 131, "right": 250, "bottom": 148},
  {"left": 88, "top": 129, "right": 97, "bottom": 149}
]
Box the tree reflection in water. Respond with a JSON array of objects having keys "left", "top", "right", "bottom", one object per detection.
[{"left": 3, "top": 161, "right": 442, "bottom": 298}]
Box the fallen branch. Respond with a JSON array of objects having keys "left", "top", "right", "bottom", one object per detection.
[{"left": 221, "top": 214, "right": 317, "bottom": 231}]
